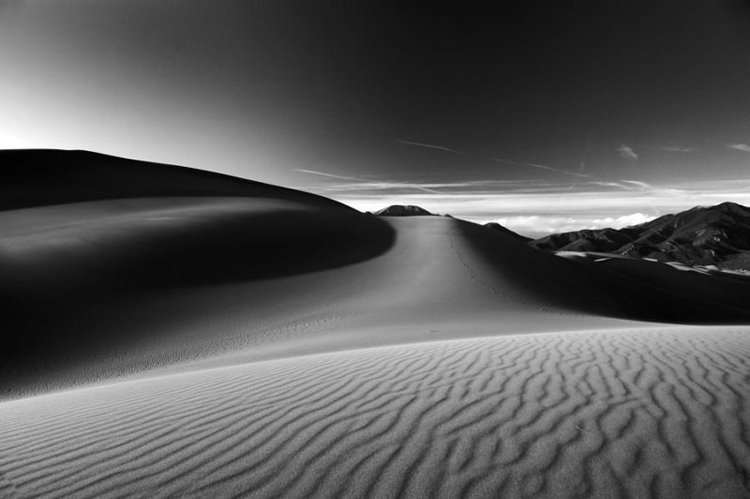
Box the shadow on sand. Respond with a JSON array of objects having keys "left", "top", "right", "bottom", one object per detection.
[
  {"left": 1, "top": 204, "right": 395, "bottom": 382},
  {"left": 458, "top": 220, "right": 750, "bottom": 324}
]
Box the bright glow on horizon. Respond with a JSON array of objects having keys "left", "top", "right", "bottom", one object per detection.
[{"left": 298, "top": 177, "right": 750, "bottom": 238}]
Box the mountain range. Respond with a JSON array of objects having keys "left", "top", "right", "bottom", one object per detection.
[{"left": 528, "top": 202, "right": 750, "bottom": 270}]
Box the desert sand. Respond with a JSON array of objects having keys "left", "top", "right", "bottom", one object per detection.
[{"left": 1, "top": 150, "right": 750, "bottom": 498}]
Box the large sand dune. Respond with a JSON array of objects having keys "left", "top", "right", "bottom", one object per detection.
[
  {"left": 2, "top": 150, "right": 750, "bottom": 497},
  {"left": 2, "top": 329, "right": 750, "bottom": 498}
]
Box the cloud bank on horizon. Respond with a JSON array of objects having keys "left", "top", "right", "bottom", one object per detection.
[{"left": 297, "top": 172, "right": 750, "bottom": 237}]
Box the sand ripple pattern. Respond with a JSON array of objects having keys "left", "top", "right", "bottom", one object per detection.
[{"left": 1, "top": 327, "right": 750, "bottom": 498}]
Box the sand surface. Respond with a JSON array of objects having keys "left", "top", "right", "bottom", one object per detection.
[
  {"left": 1, "top": 328, "right": 749, "bottom": 498},
  {"left": 2, "top": 151, "right": 750, "bottom": 497}
]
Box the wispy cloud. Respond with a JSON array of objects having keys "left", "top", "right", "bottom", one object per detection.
[
  {"left": 525, "top": 162, "right": 592, "bottom": 179},
  {"left": 588, "top": 181, "right": 631, "bottom": 190},
  {"left": 587, "top": 180, "right": 647, "bottom": 191},
  {"left": 489, "top": 157, "right": 592, "bottom": 179},
  {"left": 620, "top": 180, "right": 651, "bottom": 189},
  {"left": 294, "top": 169, "right": 366, "bottom": 182},
  {"left": 660, "top": 146, "right": 699, "bottom": 152},
  {"left": 586, "top": 180, "right": 651, "bottom": 191},
  {"left": 617, "top": 144, "right": 639, "bottom": 161},
  {"left": 728, "top": 143, "right": 750, "bottom": 153},
  {"left": 313, "top": 179, "right": 537, "bottom": 192},
  {"left": 395, "top": 139, "right": 464, "bottom": 155},
  {"left": 295, "top": 168, "right": 448, "bottom": 194}
]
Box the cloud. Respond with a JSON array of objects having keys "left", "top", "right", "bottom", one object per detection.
[
  {"left": 333, "top": 190, "right": 670, "bottom": 221},
  {"left": 588, "top": 181, "right": 632, "bottom": 190},
  {"left": 616, "top": 144, "right": 639, "bottom": 161},
  {"left": 294, "top": 168, "right": 448, "bottom": 194},
  {"left": 294, "top": 169, "right": 366, "bottom": 182},
  {"left": 297, "top": 171, "right": 750, "bottom": 237},
  {"left": 315, "top": 176, "right": 750, "bottom": 216},
  {"left": 620, "top": 180, "right": 651, "bottom": 189},
  {"left": 587, "top": 180, "right": 651, "bottom": 191},
  {"left": 311, "top": 179, "right": 539, "bottom": 194},
  {"left": 395, "top": 139, "right": 464, "bottom": 154},
  {"left": 660, "top": 146, "right": 699, "bottom": 152},
  {"left": 486, "top": 213, "right": 656, "bottom": 238},
  {"left": 523, "top": 162, "right": 592, "bottom": 178},
  {"left": 489, "top": 157, "right": 592, "bottom": 179},
  {"left": 485, "top": 216, "right": 580, "bottom": 235},
  {"left": 591, "top": 212, "right": 656, "bottom": 228},
  {"left": 728, "top": 143, "right": 750, "bottom": 153}
]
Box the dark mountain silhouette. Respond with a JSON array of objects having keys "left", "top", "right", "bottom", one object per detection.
[
  {"left": 483, "top": 222, "right": 532, "bottom": 243},
  {"left": 374, "top": 205, "right": 434, "bottom": 216},
  {"left": 529, "top": 202, "right": 750, "bottom": 270}
]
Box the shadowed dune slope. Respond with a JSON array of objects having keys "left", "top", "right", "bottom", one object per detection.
[
  {"left": 459, "top": 221, "right": 750, "bottom": 323},
  {"left": 0, "top": 151, "right": 397, "bottom": 395}
]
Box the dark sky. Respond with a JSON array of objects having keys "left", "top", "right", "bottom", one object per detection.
[{"left": 3, "top": 0, "right": 750, "bottom": 234}]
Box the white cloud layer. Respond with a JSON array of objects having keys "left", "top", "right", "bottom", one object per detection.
[
  {"left": 591, "top": 212, "right": 656, "bottom": 227},
  {"left": 728, "top": 143, "right": 750, "bottom": 153},
  {"left": 482, "top": 213, "right": 656, "bottom": 236},
  {"left": 299, "top": 175, "right": 750, "bottom": 238}
]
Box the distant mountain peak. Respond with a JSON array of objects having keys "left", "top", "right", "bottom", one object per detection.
[
  {"left": 529, "top": 201, "right": 750, "bottom": 270},
  {"left": 713, "top": 201, "right": 750, "bottom": 216},
  {"left": 374, "top": 205, "right": 434, "bottom": 216}
]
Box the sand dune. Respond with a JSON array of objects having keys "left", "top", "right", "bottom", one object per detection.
[
  {"left": 7, "top": 211, "right": 750, "bottom": 397},
  {"left": 1, "top": 328, "right": 750, "bottom": 498},
  {"left": 2, "top": 150, "right": 750, "bottom": 497},
  {"left": 0, "top": 149, "right": 348, "bottom": 211}
]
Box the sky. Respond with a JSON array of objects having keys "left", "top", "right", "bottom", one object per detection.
[{"left": 3, "top": 0, "right": 750, "bottom": 236}]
